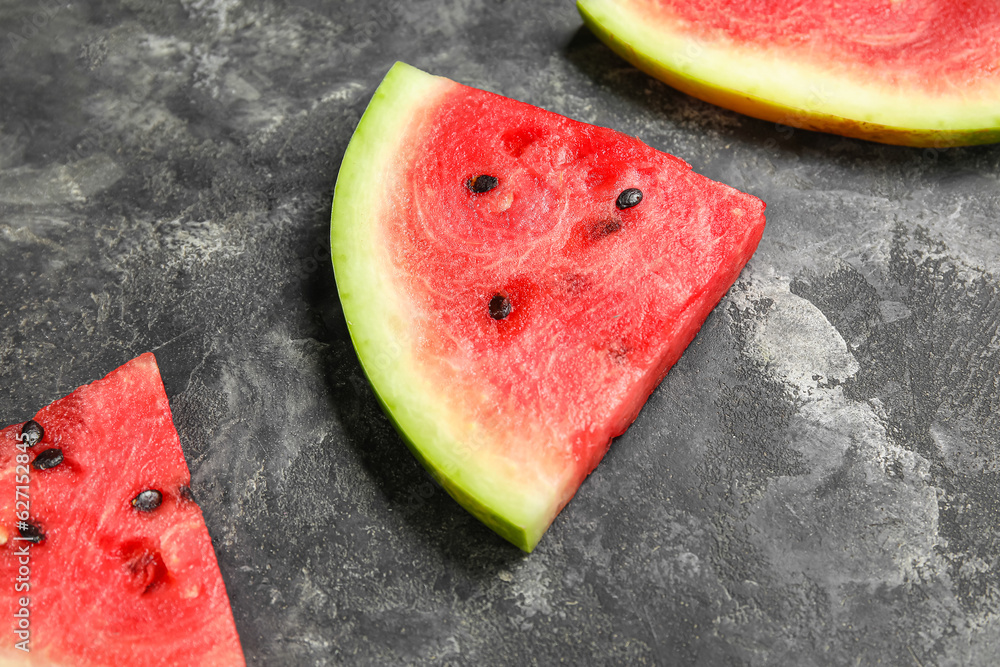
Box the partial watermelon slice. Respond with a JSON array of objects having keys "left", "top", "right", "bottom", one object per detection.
[
  {"left": 0, "top": 354, "right": 245, "bottom": 666},
  {"left": 331, "top": 62, "right": 765, "bottom": 552},
  {"left": 577, "top": 0, "right": 1000, "bottom": 146}
]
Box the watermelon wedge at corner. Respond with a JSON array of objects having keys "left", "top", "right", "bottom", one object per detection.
[
  {"left": 331, "top": 62, "right": 765, "bottom": 552},
  {"left": 0, "top": 354, "right": 245, "bottom": 666},
  {"left": 577, "top": 0, "right": 1000, "bottom": 147}
]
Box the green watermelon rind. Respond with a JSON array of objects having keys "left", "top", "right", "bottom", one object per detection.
[
  {"left": 577, "top": 0, "right": 1000, "bottom": 147},
  {"left": 330, "top": 62, "right": 550, "bottom": 552}
]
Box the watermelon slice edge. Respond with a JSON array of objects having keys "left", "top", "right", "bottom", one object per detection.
[
  {"left": 331, "top": 62, "right": 766, "bottom": 551},
  {"left": 0, "top": 353, "right": 245, "bottom": 666},
  {"left": 577, "top": 0, "right": 1000, "bottom": 147}
]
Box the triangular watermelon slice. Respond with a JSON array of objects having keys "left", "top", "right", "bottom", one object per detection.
[
  {"left": 0, "top": 354, "right": 245, "bottom": 666},
  {"left": 331, "top": 62, "right": 766, "bottom": 552},
  {"left": 577, "top": 0, "right": 1000, "bottom": 146}
]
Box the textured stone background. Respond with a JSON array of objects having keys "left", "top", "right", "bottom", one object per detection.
[{"left": 2, "top": 1, "right": 999, "bottom": 665}]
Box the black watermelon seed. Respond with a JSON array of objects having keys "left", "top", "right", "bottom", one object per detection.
[
  {"left": 20, "top": 420, "right": 44, "bottom": 448},
  {"left": 489, "top": 293, "right": 512, "bottom": 320},
  {"left": 616, "top": 188, "right": 643, "bottom": 210},
  {"left": 468, "top": 175, "right": 499, "bottom": 194},
  {"left": 31, "top": 448, "right": 63, "bottom": 471},
  {"left": 18, "top": 521, "right": 44, "bottom": 544},
  {"left": 132, "top": 490, "right": 163, "bottom": 513},
  {"left": 179, "top": 485, "right": 196, "bottom": 503}
]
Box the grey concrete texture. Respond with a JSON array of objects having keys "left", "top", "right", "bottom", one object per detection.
[{"left": 1, "top": 1, "right": 998, "bottom": 665}]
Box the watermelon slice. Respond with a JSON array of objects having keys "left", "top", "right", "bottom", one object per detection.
[
  {"left": 577, "top": 0, "right": 1000, "bottom": 147},
  {"left": 331, "top": 62, "right": 765, "bottom": 552},
  {"left": 0, "top": 354, "right": 245, "bottom": 666}
]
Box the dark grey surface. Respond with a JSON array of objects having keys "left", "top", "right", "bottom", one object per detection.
[{"left": 2, "top": 1, "right": 999, "bottom": 665}]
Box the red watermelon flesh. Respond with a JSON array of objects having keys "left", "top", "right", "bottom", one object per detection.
[
  {"left": 331, "top": 63, "right": 766, "bottom": 551},
  {"left": 642, "top": 0, "right": 999, "bottom": 93},
  {"left": 577, "top": 0, "right": 1000, "bottom": 146},
  {"left": 0, "top": 353, "right": 244, "bottom": 665}
]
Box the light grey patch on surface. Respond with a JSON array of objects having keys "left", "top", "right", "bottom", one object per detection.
[
  {"left": 932, "top": 420, "right": 1000, "bottom": 475},
  {"left": 724, "top": 271, "right": 946, "bottom": 655},
  {"left": 0, "top": 155, "right": 123, "bottom": 205},
  {"left": 742, "top": 277, "right": 859, "bottom": 389},
  {"left": 878, "top": 299, "right": 912, "bottom": 323}
]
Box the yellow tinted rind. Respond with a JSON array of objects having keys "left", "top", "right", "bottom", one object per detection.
[{"left": 577, "top": 0, "right": 1000, "bottom": 147}]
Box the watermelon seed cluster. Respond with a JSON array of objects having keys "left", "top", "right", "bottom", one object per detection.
[
  {"left": 14, "top": 420, "right": 50, "bottom": 543},
  {"left": 616, "top": 188, "right": 642, "bottom": 210},
  {"left": 12, "top": 418, "right": 170, "bottom": 551},
  {"left": 467, "top": 175, "right": 499, "bottom": 193}
]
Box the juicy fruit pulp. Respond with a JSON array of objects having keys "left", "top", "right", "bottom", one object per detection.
[
  {"left": 0, "top": 354, "right": 245, "bottom": 666},
  {"left": 331, "top": 62, "right": 766, "bottom": 551},
  {"left": 577, "top": 0, "right": 1000, "bottom": 146}
]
